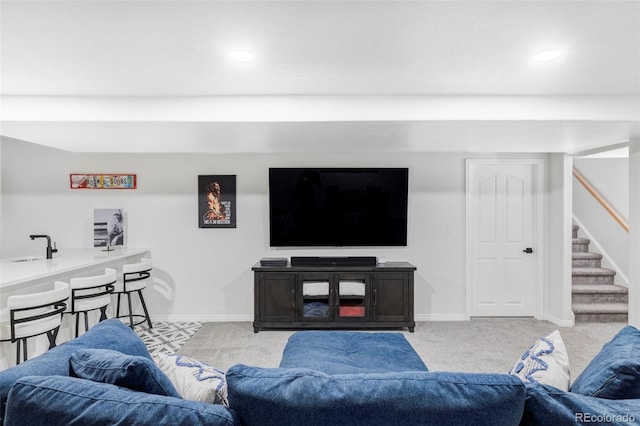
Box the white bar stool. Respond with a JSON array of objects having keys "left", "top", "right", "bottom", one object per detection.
[
  {"left": 66, "top": 268, "right": 116, "bottom": 337},
  {"left": 0, "top": 281, "right": 69, "bottom": 364},
  {"left": 114, "top": 258, "right": 153, "bottom": 329}
]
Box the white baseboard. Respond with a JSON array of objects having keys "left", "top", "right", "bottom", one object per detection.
[
  {"left": 543, "top": 313, "right": 575, "bottom": 327},
  {"left": 154, "top": 313, "right": 575, "bottom": 325},
  {"left": 154, "top": 314, "right": 470, "bottom": 322},
  {"left": 415, "top": 313, "right": 468, "bottom": 321},
  {"left": 153, "top": 314, "right": 254, "bottom": 322}
]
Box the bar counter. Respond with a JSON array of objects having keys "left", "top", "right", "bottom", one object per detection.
[{"left": 1, "top": 247, "right": 150, "bottom": 290}]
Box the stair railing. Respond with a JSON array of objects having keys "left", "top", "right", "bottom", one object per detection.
[{"left": 573, "top": 167, "right": 629, "bottom": 233}]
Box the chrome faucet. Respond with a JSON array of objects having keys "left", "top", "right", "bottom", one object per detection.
[{"left": 29, "top": 234, "right": 58, "bottom": 259}]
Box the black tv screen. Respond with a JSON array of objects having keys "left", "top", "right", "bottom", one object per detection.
[{"left": 269, "top": 168, "right": 408, "bottom": 247}]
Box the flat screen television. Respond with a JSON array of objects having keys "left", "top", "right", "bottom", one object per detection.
[{"left": 269, "top": 168, "right": 409, "bottom": 247}]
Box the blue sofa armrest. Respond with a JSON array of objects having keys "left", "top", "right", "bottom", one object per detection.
[
  {"left": 521, "top": 383, "right": 640, "bottom": 425},
  {"left": 226, "top": 364, "right": 526, "bottom": 426},
  {"left": 0, "top": 319, "right": 150, "bottom": 422},
  {"left": 5, "top": 375, "right": 239, "bottom": 426}
]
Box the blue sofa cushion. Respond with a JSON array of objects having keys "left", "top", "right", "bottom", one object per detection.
[
  {"left": 0, "top": 318, "right": 151, "bottom": 421},
  {"left": 226, "top": 364, "right": 526, "bottom": 426},
  {"left": 521, "top": 383, "right": 640, "bottom": 426},
  {"left": 279, "top": 331, "right": 428, "bottom": 374},
  {"left": 570, "top": 325, "right": 640, "bottom": 399},
  {"left": 4, "top": 375, "right": 239, "bottom": 426},
  {"left": 70, "top": 348, "right": 180, "bottom": 397}
]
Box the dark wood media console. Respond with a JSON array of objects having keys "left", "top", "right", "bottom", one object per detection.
[{"left": 252, "top": 261, "right": 416, "bottom": 333}]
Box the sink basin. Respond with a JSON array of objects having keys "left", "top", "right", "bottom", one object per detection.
[{"left": 10, "top": 256, "right": 44, "bottom": 262}]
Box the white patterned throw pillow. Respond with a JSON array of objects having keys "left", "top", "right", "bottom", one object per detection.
[
  {"left": 508, "top": 330, "right": 571, "bottom": 391},
  {"left": 154, "top": 352, "right": 228, "bottom": 406}
]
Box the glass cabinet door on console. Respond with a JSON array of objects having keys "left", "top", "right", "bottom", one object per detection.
[
  {"left": 336, "top": 274, "right": 370, "bottom": 322},
  {"left": 297, "top": 273, "right": 370, "bottom": 322},
  {"left": 298, "top": 274, "right": 334, "bottom": 321}
]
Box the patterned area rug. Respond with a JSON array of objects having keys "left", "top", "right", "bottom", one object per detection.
[{"left": 135, "top": 321, "right": 203, "bottom": 356}]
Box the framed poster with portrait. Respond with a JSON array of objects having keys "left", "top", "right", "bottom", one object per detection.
[{"left": 198, "top": 175, "right": 236, "bottom": 228}]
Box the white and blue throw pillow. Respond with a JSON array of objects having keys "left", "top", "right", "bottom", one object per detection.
[
  {"left": 509, "top": 330, "right": 570, "bottom": 391},
  {"left": 154, "top": 352, "right": 228, "bottom": 406}
]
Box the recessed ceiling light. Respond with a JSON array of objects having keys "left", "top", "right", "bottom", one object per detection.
[
  {"left": 532, "top": 50, "right": 563, "bottom": 62},
  {"left": 229, "top": 50, "right": 254, "bottom": 62}
]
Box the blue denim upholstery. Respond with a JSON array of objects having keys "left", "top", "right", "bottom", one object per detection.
[
  {"left": 4, "top": 376, "right": 239, "bottom": 426},
  {"left": 521, "top": 383, "right": 640, "bottom": 425},
  {"left": 3, "top": 319, "right": 638, "bottom": 425},
  {"left": 279, "top": 331, "right": 428, "bottom": 374},
  {"left": 0, "top": 318, "right": 150, "bottom": 422},
  {"left": 70, "top": 348, "right": 180, "bottom": 397},
  {"left": 226, "top": 364, "right": 526, "bottom": 426},
  {"left": 570, "top": 325, "right": 640, "bottom": 399}
]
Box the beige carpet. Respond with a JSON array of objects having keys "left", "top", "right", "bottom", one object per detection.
[{"left": 177, "top": 318, "right": 626, "bottom": 380}]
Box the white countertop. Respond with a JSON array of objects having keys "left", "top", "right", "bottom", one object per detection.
[{"left": 1, "top": 248, "right": 150, "bottom": 289}]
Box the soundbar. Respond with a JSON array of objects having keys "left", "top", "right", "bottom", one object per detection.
[{"left": 290, "top": 256, "right": 377, "bottom": 267}]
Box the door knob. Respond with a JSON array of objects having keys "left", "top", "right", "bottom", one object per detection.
[{"left": 523, "top": 248, "right": 533, "bottom": 254}]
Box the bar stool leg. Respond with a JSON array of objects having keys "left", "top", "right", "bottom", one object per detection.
[
  {"left": 127, "top": 292, "right": 134, "bottom": 329},
  {"left": 137, "top": 290, "right": 153, "bottom": 329},
  {"left": 75, "top": 313, "right": 81, "bottom": 338},
  {"left": 116, "top": 293, "right": 122, "bottom": 318},
  {"left": 16, "top": 338, "right": 28, "bottom": 364},
  {"left": 83, "top": 312, "right": 89, "bottom": 334}
]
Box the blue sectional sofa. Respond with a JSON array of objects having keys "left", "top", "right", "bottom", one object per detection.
[
  {"left": 0, "top": 319, "right": 639, "bottom": 425},
  {"left": 0, "top": 320, "right": 237, "bottom": 426}
]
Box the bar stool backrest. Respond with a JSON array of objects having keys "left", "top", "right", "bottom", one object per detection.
[
  {"left": 7, "top": 281, "right": 69, "bottom": 342},
  {"left": 122, "top": 258, "right": 152, "bottom": 289},
  {"left": 68, "top": 268, "right": 117, "bottom": 313}
]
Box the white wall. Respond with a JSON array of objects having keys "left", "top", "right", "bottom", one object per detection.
[
  {"left": 573, "top": 158, "right": 629, "bottom": 284},
  {"left": 1, "top": 139, "right": 567, "bottom": 322},
  {"left": 574, "top": 158, "right": 629, "bottom": 218}
]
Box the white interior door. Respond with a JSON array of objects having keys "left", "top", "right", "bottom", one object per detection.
[{"left": 467, "top": 160, "right": 541, "bottom": 317}]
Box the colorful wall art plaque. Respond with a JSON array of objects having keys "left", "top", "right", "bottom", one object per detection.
[{"left": 70, "top": 174, "right": 137, "bottom": 189}]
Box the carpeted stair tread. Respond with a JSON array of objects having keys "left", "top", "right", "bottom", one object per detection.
[
  {"left": 572, "top": 303, "right": 629, "bottom": 314},
  {"left": 572, "top": 267, "right": 616, "bottom": 276},
  {"left": 570, "top": 224, "right": 628, "bottom": 323},
  {"left": 572, "top": 252, "right": 602, "bottom": 260},
  {"left": 572, "top": 284, "right": 628, "bottom": 294}
]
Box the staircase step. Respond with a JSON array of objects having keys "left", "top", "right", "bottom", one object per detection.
[
  {"left": 573, "top": 303, "right": 629, "bottom": 323},
  {"left": 569, "top": 225, "right": 627, "bottom": 323},
  {"left": 572, "top": 237, "right": 590, "bottom": 252},
  {"left": 572, "top": 252, "right": 602, "bottom": 260},
  {"left": 572, "top": 252, "right": 603, "bottom": 268},
  {"left": 572, "top": 267, "right": 615, "bottom": 285},
  {"left": 572, "top": 284, "right": 628, "bottom": 304}
]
